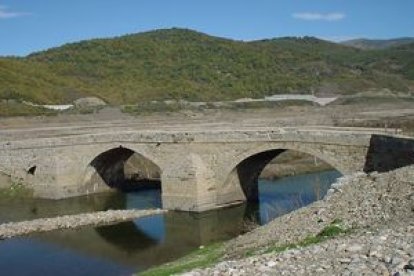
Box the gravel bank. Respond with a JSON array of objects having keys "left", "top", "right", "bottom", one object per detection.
[
  {"left": 188, "top": 227, "right": 413, "bottom": 275},
  {"left": 0, "top": 209, "right": 166, "bottom": 239},
  {"left": 182, "top": 165, "right": 414, "bottom": 275}
]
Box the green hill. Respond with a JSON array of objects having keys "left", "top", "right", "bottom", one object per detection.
[{"left": 1, "top": 28, "right": 413, "bottom": 105}]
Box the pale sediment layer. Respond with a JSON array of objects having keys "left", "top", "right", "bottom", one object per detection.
[{"left": 0, "top": 209, "right": 166, "bottom": 239}]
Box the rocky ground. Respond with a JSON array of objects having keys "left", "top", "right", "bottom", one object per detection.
[
  {"left": 187, "top": 228, "right": 413, "bottom": 276},
  {"left": 1, "top": 101, "right": 413, "bottom": 139},
  {"left": 0, "top": 208, "right": 166, "bottom": 239},
  {"left": 181, "top": 165, "right": 414, "bottom": 275}
]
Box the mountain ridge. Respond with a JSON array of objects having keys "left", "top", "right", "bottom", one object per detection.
[{"left": 341, "top": 37, "right": 414, "bottom": 49}]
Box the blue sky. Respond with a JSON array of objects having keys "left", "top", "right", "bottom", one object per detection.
[{"left": 1, "top": 0, "right": 413, "bottom": 56}]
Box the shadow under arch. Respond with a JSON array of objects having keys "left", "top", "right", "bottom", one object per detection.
[
  {"left": 95, "top": 221, "right": 160, "bottom": 252},
  {"left": 224, "top": 148, "right": 342, "bottom": 203},
  {"left": 86, "top": 146, "right": 162, "bottom": 192}
]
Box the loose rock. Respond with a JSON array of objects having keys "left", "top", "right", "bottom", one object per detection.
[
  {"left": 0, "top": 209, "right": 166, "bottom": 239},
  {"left": 180, "top": 165, "right": 414, "bottom": 275}
]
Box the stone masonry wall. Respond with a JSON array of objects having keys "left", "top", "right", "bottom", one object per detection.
[{"left": 0, "top": 128, "right": 407, "bottom": 211}]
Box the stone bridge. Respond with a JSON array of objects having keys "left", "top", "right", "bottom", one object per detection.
[{"left": 1, "top": 127, "right": 413, "bottom": 212}]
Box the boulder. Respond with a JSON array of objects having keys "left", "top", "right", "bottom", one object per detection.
[{"left": 73, "top": 97, "right": 106, "bottom": 108}]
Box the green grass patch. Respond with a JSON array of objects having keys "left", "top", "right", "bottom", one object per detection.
[
  {"left": 0, "top": 101, "right": 57, "bottom": 117},
  {"left": 139, "top": 243, "right": 224, "bottom": 276},
  {"left": 122, "top": 101, "right": 183, "bottom": 115},
  {"left": 0, "top": 181, "right": 33, "bottom": 198},
  {"left": 317, "top": 223, "right": 345, "bottom": 238},
  {"left": 261, "top": 219, "right": 348, "bottom": 255},
  {"left": 228, "top": 100, "right": 314, "bottom": 110},
  {"left": 122, "top": 99, "right": 314, "bottom": 115},
  {"left": 141, "top": 219, "right": 349, "bottom": 275},
  {"left": 332, "top": 96, "right": 414, "bottom": 106}
]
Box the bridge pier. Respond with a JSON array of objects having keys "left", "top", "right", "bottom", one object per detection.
[{"left": 161, "top": 153, "right": 218, "bottom": 212}]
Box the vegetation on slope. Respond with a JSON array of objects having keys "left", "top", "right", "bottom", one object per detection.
[
  {"left": 0, "top": 28, "right": 413, "bottom": 105},
  {"left": 0, "top": 101, "right": 57, "bottom": 117},
  {"left": 0, "top": 58, "right": 92, "bottom": 103}
]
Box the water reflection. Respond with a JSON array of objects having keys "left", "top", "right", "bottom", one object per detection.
[
  {"left": 0, "top": 170, "right": 341, "bottom": 275},
  {"left": 256, "top": 170, "right": 341, "bottom": 224},
  {"left": 0, "top": 238, "right": 135, "bottom": 276},
  {"left": 23, "top": 201, "right": 248, "bottom": 272},
  {"left": 96, "top": 221, "right": 160, "bottom": 252}
]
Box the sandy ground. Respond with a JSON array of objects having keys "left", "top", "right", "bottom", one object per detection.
[{"left": 0, "top": 101, "right": 413, "bottom": 140}]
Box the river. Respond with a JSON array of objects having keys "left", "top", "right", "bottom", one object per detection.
[{"left": 0, "top": 170, "right": 341, "bottom": 275}]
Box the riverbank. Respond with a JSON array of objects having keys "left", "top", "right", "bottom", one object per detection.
[
  {"left": 0, "top": 209, "right": 166, "bottom": 239},
  {"left": 142, "top": 165, "right": 414, "bottom": 275}
]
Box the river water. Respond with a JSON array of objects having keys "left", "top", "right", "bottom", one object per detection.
[{"left": 0, "top": 170, "right": 341, "bottom": 275}]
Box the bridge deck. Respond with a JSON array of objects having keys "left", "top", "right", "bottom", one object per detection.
[{"left": 0, "top": 126, "right": 401, "bottom": 150}]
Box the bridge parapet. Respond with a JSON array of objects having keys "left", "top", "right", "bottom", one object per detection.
[{"left": 0, "top": 127, "right": 390, "bottom": 150}]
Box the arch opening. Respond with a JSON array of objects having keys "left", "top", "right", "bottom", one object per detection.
[
  {"left": 87, "top": 147, "right": 161, "bottom": 192},
  {"left": 27, "top": 165, "right": 37, "bottom": 175},
  {"left": 224, "top": 149, "right": 343, "bottom": 225}
]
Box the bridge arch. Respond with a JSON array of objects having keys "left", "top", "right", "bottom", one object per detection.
[
  {"left": 218, "top": 142, "right": 345, "bottom": 204},
  {"left": 82, "top": 146, "right": 161, "bottom": 193}
]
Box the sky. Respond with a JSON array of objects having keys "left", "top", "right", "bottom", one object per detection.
[{"left": 1, "top": 0, "right": 413, "bottom": 56}]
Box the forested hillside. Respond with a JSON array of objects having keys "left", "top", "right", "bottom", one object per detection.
[{"left": 1, "top": 28, "right": 413, "bottom": 104}]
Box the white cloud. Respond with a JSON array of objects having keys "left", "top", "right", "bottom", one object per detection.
[
  {"left": 0, "top": 5, "right": 30, "bottom": 19},
  {"left": 292, "top": 12, "right": 346, "bottom": 21}
]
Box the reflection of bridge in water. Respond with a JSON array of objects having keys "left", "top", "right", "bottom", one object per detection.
[
  {"left": 31, "top": 197, "right": 250, "bottom": 269},
  {"left": 1, "top": 127, "right": 414, "bottom": 212},
  {"left": 1, "top": 170, "right": 342, "bottom": 272}
]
